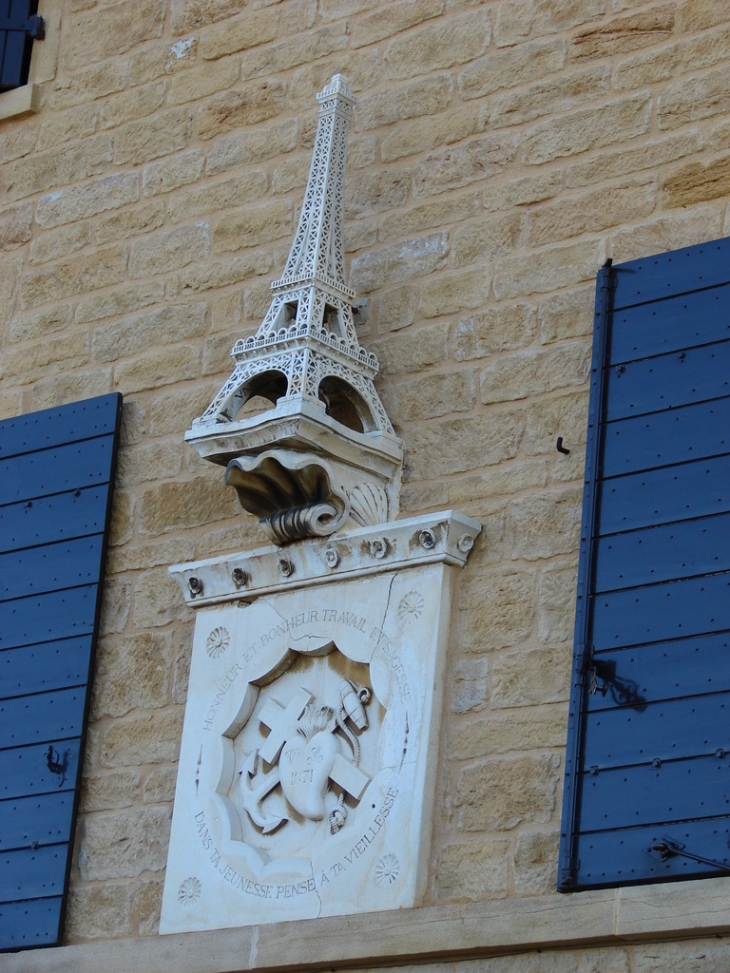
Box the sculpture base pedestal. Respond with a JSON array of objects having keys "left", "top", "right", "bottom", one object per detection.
[{"left": 160, "top": 511, "right": 479, "bottom": 933}]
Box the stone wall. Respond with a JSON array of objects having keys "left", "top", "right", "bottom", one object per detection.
[{"left": 1, "top": 0, "right": 730, "bottom": 962}]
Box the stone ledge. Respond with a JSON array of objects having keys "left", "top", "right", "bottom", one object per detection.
[
  {"left": 5, "top": 879, "right": 730, "bottom": 973},
  {"left": 0, "top": 83, "right": 41, "bottom": 122}
]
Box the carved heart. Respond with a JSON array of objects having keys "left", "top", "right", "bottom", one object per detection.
[{"left": 280, "top": 731, "right": 338, "bottom": 820}]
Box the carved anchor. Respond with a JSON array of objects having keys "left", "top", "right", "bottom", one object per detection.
[{"left": 241, "top": 751, "right": 286, "bottom": 834}]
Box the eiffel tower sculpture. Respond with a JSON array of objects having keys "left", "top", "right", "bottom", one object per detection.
[{"left": 186, "top": 75, "right": 403, "bottom": 545}]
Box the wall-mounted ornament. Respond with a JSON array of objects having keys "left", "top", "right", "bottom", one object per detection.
[
  {"left": 186, "top": 74, "right": 402, "bottom": 545},
  {"left": 160, "top": 76, "right": 480, "bottom": 935}
]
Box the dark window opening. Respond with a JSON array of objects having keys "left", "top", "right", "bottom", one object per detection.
[{"left": 0, "top": 0, "right": 44, "bottom": 91}]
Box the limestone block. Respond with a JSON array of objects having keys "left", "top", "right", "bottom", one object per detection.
[
  {"left": 92, "top": 632, "right": 172, "bottom": 719},
  {"left": 413, "top": 133, "right": 520, "bottom": 197},
  {"left": 538, "top": 289, "right": 594, "bottom": 344},
  {"left": 350, "top": 232, "right": 448, "bottom": 292},
  {"left": 36, "top": 171, "right": 139, "bottom": 229},
  {"left": 129, "top": 224, "right": 210, "bottom": 279},
  {"left": 213, "top": 199, "right": 292, "bottom": 253},
  {"left": 678, "top": 0, "right": 730, "bottom": 31},
  {"left": 0, "top": 200, "right": 32, "bottom": 248},
  {"left": 386, "top": 370, "right": 477, "bottom": 423},
  {"left": 437, "top": 839, "right": 511, "bottom": 901},
  {"left": 93, "top": 304, "right": 207, "bottom": 364},
  {"left": 243, "top": 281, "right": 271, "bottom": 322},
  {"left": 140, "top": 475, "right": 240, "bottom": 535},
  {"left": 382, "top": 105, "right": 484, "bottom": 164},
  {"left": 490, "top": 66, "right": 610, "bottom": 130},
  {"left": 384, "top": 12, "right": 491, "bottom": 80},
  {"left": 453, "top": 304, "right": 537, "bottom": 361},
  {"left": 9, "top": 303, "right": 74, "bottom": 343},
  {"left": 29, "top": 223, "right": 94, "bottom": 265},
  {"left": 62, "top": 0, "right": 166, "bottom": 72},
  {"left": 114, "top": 108, "right": 192, "bottom": 166},
  {"left": 180, "top": 251, "right": 272, "bottom": 294},
  {"left": 95, "top": 199, "right": 166, "bottom": 245},
  {"left": 98, "top": 577, "right": 132, "bottom": 637},
  {"left": 409, "top": 412, "right": 523, "bottom": 480},
  {"left": 197, "top": 79, "right": 287, "bottom": 141},
  {"left": 481, "top": 344, "right": 591, "bottom": 405},
  {"left": 197, "top": 7, "right": 282, "bottom": 59},
  {"left": 492, "top": 240, "right": 604, "bottom": 300},
  {"left": 484, "top": 170, "right": 563, "bottom": 210},
  {"left": 143, "top": 765, "right": 179, "bottom": 804},
  {"left": 510, "top": 489, "right": 582, "bottom": 560},
  {"left": 113, "top": 345, "right": 200, "bottom": 395},
  {"left": 30, "top": 367, "right": 114, "bottom": 411},
  {"left": 238, "top": 24, "right": 350, "bottom": 83},
  {"left": 171, "top": 0, "right": 247, "bottom": 32},
  {"left": 99, "top": 710, "right": 184, "bottom": 768},
  {"left": 373, "top": 285, "right": 418, "bottom": 331},
  {"left": 110, "top": 537, "right": 197, "bottom": 574},
  {"left": 351, "top": 0, "right": 443, "bottom": 49},
  {"left": 454, "top": 567, "right": 534, "bottom": 652},
  {"left": 452, "top": 213, "right": 523, "bottom": 267},
  {"left": 355, "top": 75, "right": 453, "bottom": 132},
  {"left": 570, "top": 6, "right": 674, "bottom": 61},
  {"left": 169, "top": 171, "right": 268, "bottom": 223},
  {"left": 610, "top": 207, "right": 723, "bottom": 262},
  {"left": 450, "top": 657, "right": 489, "bottom": 715},
  {"left": 513, "top": 829, "right": 559, "bottom": 896},
  {"left": 662, "top": 154, "right": 730, "bottom": 208},
  {"left": 659, "top": 67, "right": 730, "bottom": 130},
  {"left": 210, "top": 289, "right": 244, "bottom": 335},
  {"left": 577, "top": 948, "right": 630, "bottom": 973},
  {"left": 494, "top": 0, "right": 608, "bottom": 48},
  {"left": 521, "top": 94, "right": 652, "bottom": 166},
  {"left": 0, "top": 331, "right": 89, "bottom": 384},
  {"left": 0, "top": 127, "right": 38, "bottom": 164},
  {"left": 64, "top": 883, "right": 134, "bottom": 941},
  {"left": 568, "top": 131, "right": 701, "bottom": 190},
  {"left": 206, "top": 119, "right": 298, "bottom": 175},
  {"left": 52, "top": 62, "right": 128, "bottom": 110},
  {"left": 455, "top": 754, "right": 561, "bottom": 831},
  {"left": 371, "top": 322, "right": 448, "bottom": 375},
  {"left": 458, "top": 38, "right": 565, "bottom": 100},
  {"left": 419, "top": 268, "right": 491, "bottom": 318},
  {"left": 449, "top": 707, "right": 567, "bottom": 761},
  {"left": 524, "top": 390, "right": 588, "bottom": 459},
  {"left": 76, "top": 282, "right": 166, "bottom": 325},
  {"left": 170, "top": 59, "right": 240, "bottom": 107},
  {"left": 400, "top": 480, "right": 449, "bottom": 513},
  {"left": 290, "top": 53, "right": 383, "bottom": 114},
  {"left": 108, "top": 490, "right": 136, "bottom": 549},
  {"left": 447, "top": 461, "right": 549, "bottom": 506},
  {"left": 37, "top": 105, "right": 97, "bottom": 153},
  {"left": 76, "top": 806, "right": 171, "bottom": 881},
  {"left": 344, "top": 168, "right": 410, "bottom": 220},
  {"left": 116, "top": 441, "right": 183, "bottom": 488},
  {"left": 128, "top": 38, "right": 198, "bottom": 87},
  {"left": 491, "top": 647, "right": 571, "bottom": 708},
  {"left": 134, "top": 878, "right": 165, "bottom": 937},
  {"left": 100, "top": 81, "right": 168, "bottom": 130},
  {"left": 272, "top": 156, "right": 310, "bottom": 195},
  {"left": 81, "top": 772, "right": 141, "bottom": 813},
  {"left": 319, "top": 0, "right": 380, "bottom": 19},
  {"left": 6, "top": 134, "right": 113, "bottom": 200}
]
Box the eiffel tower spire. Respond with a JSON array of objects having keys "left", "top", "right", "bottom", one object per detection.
[{"left": 186, "top": 75, "right": 403, "bottom": 545}]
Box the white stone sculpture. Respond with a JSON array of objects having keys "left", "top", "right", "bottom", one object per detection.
[
  {"left": 161, "top": 76, "right": 481, "bottom": 935},
  {"left": 186, "top": 75, "right": 402, "bottom": 544}
]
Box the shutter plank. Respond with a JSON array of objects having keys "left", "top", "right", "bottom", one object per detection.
[
  {"left": 0, "top": 584, "right": 99, "bottom": 651},
  {"left": 0, "top": 898, "right": 62, "bottom": 951},
  {"left": 0, "top": 435, "right": 116, "bottom": 506},
  {"left": 0, "top": 740, "right": 79, "bottom": 802},
  {"left": 612, "top": 238, "right": 730, "bottom": 310},
  {"left": 0, "top": 487, "right": 109, "bottom": 554},
  {"left": 0, "top": 792, "right": 75, "bottom": 852},
  {"left": 0, "top": 637, "right": 94, "bottom": 700},
  {"left": 0, "top": 394, "right": 122, "bottom": 461},
  {"left": 0, "top": 687, "right": 87, "bottom": 749},
  {"left": 0, "top": 535, "right": 105, "bottom": 603}
]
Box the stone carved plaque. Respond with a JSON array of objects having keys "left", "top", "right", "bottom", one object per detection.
[{"left": 160, "top": 565, "right": 455, "bottom": 932}]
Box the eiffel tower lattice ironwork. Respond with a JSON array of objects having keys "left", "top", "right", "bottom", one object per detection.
[
  {"left": 193, "top": 74, "right": 393, "bottom": 438},
  {"left": 186, "top": 74, "right": 402, "bottom": 545}
]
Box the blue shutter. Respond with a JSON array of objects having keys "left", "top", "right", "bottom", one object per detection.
[
  {"left": 0, "top": 0, "right": 44, "bottom": 90},
  {"left": 0, "top": 394, "right": 122, "bottom": 951},
  {"left": 559, "top": 237, "right": 730, "bottom": 891}
]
